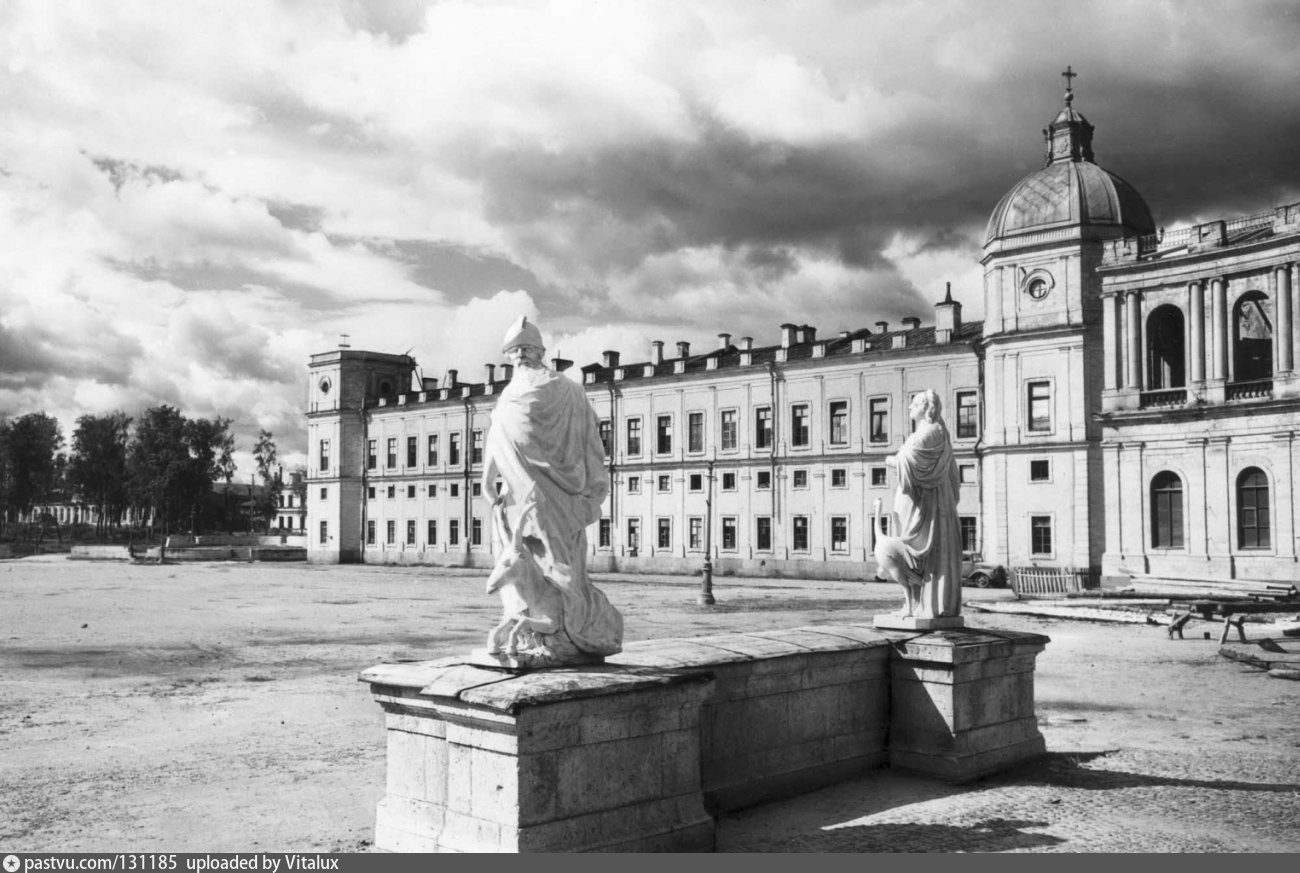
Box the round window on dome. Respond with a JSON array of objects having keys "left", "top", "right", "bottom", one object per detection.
[{"left": 318, "top": 377, "right": 332, "bottom": 395}]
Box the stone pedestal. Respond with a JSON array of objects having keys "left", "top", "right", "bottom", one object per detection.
[
  {"left": 873, "top": 614, "right": 965, "bottom": 631},
  {"left": 885, "top": 629, "right": 1049, "bottom": 782}
]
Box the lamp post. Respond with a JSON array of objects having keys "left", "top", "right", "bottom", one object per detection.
[{"left": 698, "top": 460, "right": 716, "bottom": 606}]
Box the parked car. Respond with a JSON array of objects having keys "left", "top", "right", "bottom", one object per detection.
[{"left": 962, "top": 551, "right": 1007, "bottom": 588}]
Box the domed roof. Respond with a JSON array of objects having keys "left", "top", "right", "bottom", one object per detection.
[{"left": 985, "top": 84, "right": 1155, "bottom": 246}]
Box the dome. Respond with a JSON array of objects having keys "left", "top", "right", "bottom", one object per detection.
[{"left": 985, "top": 86, "right": 1155, "bottom": 246}]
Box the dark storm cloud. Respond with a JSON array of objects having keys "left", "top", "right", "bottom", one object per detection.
[
  {"left": 373, "top": 239, "right": 550, "bottom": 303},
  {"left": 0, "top": 322, "right": 140, "bottom": 390}
]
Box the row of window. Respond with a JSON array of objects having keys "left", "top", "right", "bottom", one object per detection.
[
  {"left": 623, "top": 463, "right": 979, "bottom": 494},
  {"left": 1144, "top": 293, "right": 1275, "bottom": 391},
  {"left": 362, "top": 482, "right": 485, "bottom": 501},
  {"left": 367, "top": 517, "right": 483, "bottom": 548},
  {"left": 316, "top": 431, "right": 488, "bottom": 475},
  {"left": 1150, "top": 467, "right": 1271, "bottom": 550}
]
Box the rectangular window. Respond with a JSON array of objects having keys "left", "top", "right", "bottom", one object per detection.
[
  {"left": 449, "top": 432, "right": 461, "bottom": 466},
  {"left": 386, "top": 438, "right": 397, "bottom": 469},
  {"left": 319, "top": 439, "right": 330, "bottom": 473},
  {"left": 599, "top": 419, "right": 612, "bottom": 456},
  {"left": 1028, "top": 381, "right": 1052, "bottom": 432},
  {"left": 658, "top": 474, "right": 671, "bottom": 493},
  {"left": 627, "top": 518, "right": 641, "bottom": 551},
  {"left": 1030, "top": 459, "right": 1050, "bottom": 482},
  {"left": 319, "top": 520, "right": 328, "bottom": 544},
  {"left": 598, "top": 518, "right": 611, "bottom": 548},
  {"left": 956, "top": 391, "right": 979, "bottom": 439},
  {"left": 428, "top": 484, "right": 437, "bottom": 498},
  {"left": 869, "top": 398, "right": 888, "bottom": 443},
  {"left": 627, "top": 418, "right": 642, "bottom": 457},
  {"left": 427, "top": 434, "right": 439, "bottom": 466},
  {"left": 792, "top": 516, "right": 809, "bottom": 551},
  {"left": 1031, "top": 515, "right": 1053, "bottom": 555},
  {"left": 689, "top": 517, "right": 703, "bottom": 550},
  {"left": 689, "top": 473, "right": 703, "bottom": 492},
  {"left": 831, "top": 516, "right": 848, "bottom": 552},
  {"left": 387, "top": 485, "right": 396, "bottom": 499},
  {"left": 792, "top": 469, "right": 808, "bottom": 489},
  {"left": 756, "top": 470, "right": 771, "bottom": 490},
  {"left": 755, "top": 407, "right": 773, "bottom": 450},
  {"left": 406, "top": 436, "right": 417, "bottom": 468},
  {"left": 959, "top": 464, "right": 976, "bottom": 485},
  {"left": 960, "top": 516, "right": 978, "bottom": 553},
  {"left": 656, "top": 415, "right": 673, "bottom": 454},
  {"left": 471, "top": 517, "right": 482, "bottom": 546},
  {"left": 407, "top": 485, "right": 416, "bottom": 498},
  {"left": 472, "top": 482, "right": 482, "bottom": 497},
  {"left": 831, "top": 468, "right": 847, "bottom": 488},
  {"left": 406, "top": 519, "right": 415, "bottom": 545},
  {"left": 756, "top": 516, "right": 772, "bottom": 551},
  {"left": 627, "top": 475, "right": 641, "bottom": 494},
  {"left": 471, "top": 430, "right": 484, "bottom": 466},
  {"left": 721, "top": 472, "right": 736, "bottom": 491},
  {"left": 367, "top": 486, "right": 376, "bottom": 499},
  {"left": 791, "top": 404, "right": 810, "bottom": 447},
  {"left": 722, "top": 517, "right": 737, "bottom": 550},
  {"left": 871, "top": 467, "right": 887, "bottom": 487},
  {"left": 657, "top": 517, "right": 671, "bottom": 549},
  {"left": 367, "top": 439, "right": 377, "bottom": 470},
  {"left": 319, "top": 487, "right": 327, "bottom": 500},
  {"left": 688, "top": 411, "right": 704, "bottom": 454},
  {"left": 427, "top": 519, "right": 437, "bottom": 546},
  {"left": 720, "top": 410, "right": 737, "bottom": 451},
  {"left": 450, "top": 483, "right": 459, "bottom": 498},
  {"left": 366, "top": 520, "right": 375, "bottom": 546},
  {"left": 386, "top": 520, "right": 396, "bottom": 545},
  {"left": 829, "top": 401, "right": 848, "bottom": 445},
  {"left": 449, "top": 519, "right": 460, "bottom": 546}
]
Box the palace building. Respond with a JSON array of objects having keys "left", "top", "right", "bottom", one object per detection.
[{"left": 304, "top": 81, "right": 1300, "bottom": 584}]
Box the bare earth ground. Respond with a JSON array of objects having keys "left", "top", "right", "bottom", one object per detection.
[{"left": 0, "top": 556, "right": 1297, "bottom": 853}]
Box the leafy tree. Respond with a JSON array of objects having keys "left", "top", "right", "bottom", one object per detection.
[
  {"left": 252, "top": 429, "right": 281, "bottom": 532},
  {"left": 184, "top": 416, "right": 234, "bottom": 535},
  {"left": 2, "top": 412, "right": 64, "bottom": 539},
  {"left": 127, "top": 405, "right": 191, "bottom": 535},
  {"left": 67, "top": 412, "right": 132, "bottom": 538}
]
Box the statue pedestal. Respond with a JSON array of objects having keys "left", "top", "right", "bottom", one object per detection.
[
  {"left": 884, "top": 629, "right": 1048, "bottom": 783},
  {"left": 873, "top": 614, "right": 965, "bottom": 631}
]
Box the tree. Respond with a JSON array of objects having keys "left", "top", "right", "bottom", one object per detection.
[
  {"left": 67, "top": 412, "right": 132, "bottom": 538},
  {"left": 183, "top": 416, "right": 234, "bottom": 535},
  {"left": 252, "top": 429, "right": 280, "bottom": 532},
  {"left": 127, "top": 406, "right": 190, "bottom": 536},
  {"left": 2, "top": 412, "right": 64, "bottom": 539}
]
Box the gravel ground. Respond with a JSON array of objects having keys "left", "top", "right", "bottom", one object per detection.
[{"left": 1, "top": 556, "right": 1297, "bottom": 853}]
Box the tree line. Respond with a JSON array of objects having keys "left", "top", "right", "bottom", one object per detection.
[{"left": 0, "top": 406, "right": 299, "bottom": 542}]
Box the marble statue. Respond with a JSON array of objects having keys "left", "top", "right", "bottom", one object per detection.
[
  {"left": 479, "top": 316, "right": 624, "bottom": 666},
  {"left": 874, "top": 389, "right": 964, "bottom": 629}
]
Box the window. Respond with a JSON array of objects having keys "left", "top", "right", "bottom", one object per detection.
[
  {"left": 960, "top": 516, "right": 978, "bottom": 553},
  {"left": 319, "top": 520, "right": 328, "bottom": 543},
  {"left": 471, "top": 430, "right": 484, "bottom": 466},
  {"left": 791, "top": 404, "right": 810, "bottom": 447},
  {"left": 792, "top": 469, "right": 808, "bottom": 489},
  {"left": 658, "top": 475, "right": 671, "bottom": 493},
  {"left": 406, "top": 519, "right": 416, "bottom": 545},
  {"left": 449, "top": 519, "right": 460, "bottom": 546},
  {"left": 721, "top": 472, "right": 736, "bottom": 491},
  {"left": 720, "top": 410, "right": 737, "bottom": 451},
  {"left": 756, "top": 470, "right": 771, "bottom": 490},
  {"left": 427, "top": 434, "right": 439, "bottom": 466},
  {"left": 450, "top": 483, "right": 459, "bottom": 498},
  {"left": 871, "top": 467, "right": 887, "bottom": 487},
  {"left": 599, "top": 420, "right": 611, "bottom": 456},
  {"left": 689, "top": 473, "right": 703, "bottom": 492},
  {"left": 831, "top": 468, "right": 847, "bottom": 488},
  {"left": 756, "top": 516, "right": 772, "bottom": 551},
  {"left": 1027, "top": 382, "right": 1052, "bottom": 432},
  {"left": 407, "top": 485, "right": 416, "bottom": 498},
  {"left": 959, "top": 464, "right": 976, "bottom": 485},
  {"left": 657, "top": 517, "right": 672, "bottom": 549},
  {"left": 829, "top": 401, "right": 848, "bottom": 445},
  {"left": 406, "top": 436, "right": 418, "bottom": 468},
  {"left": 366, "top": 520, "right": 375, "bottom": 546},
  {"left": 472, "top": 482, "right": 482, "bottom": 497},
  {"left": 386, "top": 438, "right": 397, "bottom": 469},
  {"left": 319, "top": 439, "right": 331, "bottom": 473},
  {"left": 449, "top": 432, "right": 461, "bottom": 466},
  {"left": 688, "top": 412, "right": 704, "bottom": 454},
  {"left": 627, "top": 518, "right": 641, "bottom": 551},
  {"left": 1147, "top": 305, "right": 1186, "bottom": 390},
  {"left": 1151, "top": 471, "right": 1184, "bottom": 549},
  {"left": 656, "top": 415, "right": 673, "bottom": 454},
  {"left": 471, "top": 517, "right": 482, "bottom": 546},
  {"left": 831, "top": 516, "right": 848, "bottom": 552},
  {"left": 956, "top": 391, "right": 979, "bottom": 439},
  {"left": 427, "top": 520, "right": 437, "bottom": 546},
  {"left": 428, "top": 484, "right": 437, "bottom": 498},
  {"left": 722, "top": 517, "right": 737, "bottom": 551},
  {"left": 1233, "top": 293, "right": 1273, "bottom": 383},
  {"left": 871, "top": 514, "right": 890, "bottom": 549},
  {"left": 367, "top": 439, "right": 377, "bottom": 470},
  {"left": 1030, "top": 459, "right": 1050, "bottom": 482},
  {"left": 387, "top": 485, "right": 396, "bottom": 499},
  {"left": 869, "top": 398, "right": 888, "bottom": 443},
  {"left": 755, "top": 407, "right": 773, "bottom": 450},
  {"left": 1031, "top": 516, "right": 1053, "bottom": 556},
  {"left": 367, "top": 486, "right": 376, "bottom": 499},
  {"left": 386, "top": 520, "right": 396, "bottom": 545},
  {"left": 1237, "top": 468, "right": 1270, "bottom": 549},
  {"left": 627, "top": 418, "right": 642, "bottom": 456},
  {"left": 627, "top": 475, "right": 641, "bottom": 494},
  {"left": 319, "top": 487, "right": 327, "bottom": 500},
  {"left": 598, "top": 518, "right": 611, "bottom": 548},
  {"left": 792, "top": 516, "right": 809, "bottom": 551},
  {"left": 689, "top": 517, "right": 703, "bottom": 550}
]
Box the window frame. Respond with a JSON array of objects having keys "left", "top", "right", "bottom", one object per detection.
[
  {"left": 1236, "top": 467, "right": 1271, "bottom": 550},
  {"left": 1030, "top": 514, "right": 1054, "bottom": 557},
  {"left": 830, "top": 515, "right": 849, "bottom": 553},
  {"left": 828, "top": 400, "right": 849, "bottom": 446},
  {"left": 427, "top": 434, "right": 439, "bottom": 467},
  {"left": 656, "top": 414, "right": 673, "bottom": 455},
  {"left": 720, "top": 409, "right": 738, "bottom": 452},
  {"left": 868, "top": 397, "right": 889, "bottom": 444},
  {"left": 755, "top": 516, "right": 773, "bottom": 552},
  {"left": 1026, "top": 380, "right": 1054, "bottom": 434},
  {"left": 791, "top": 515, "right": 810, "bottom": 552},
  {"left": 687, "top": 411, "right": 705, "bottom": 455},
  {"left": 790, "top": 403, "right": 811, "bottom": 448},
  {"left": 955, "top": 390, "right": 979, "bottom": 440},
  {"left": 626, "top": 417, "right": 643, "bottom": 458},
  {"left": 755, "top": 406, "right": 773, "bottom": 451},
  {"left": 656, "top": 517, "right": 672, "bottom": 550},
  {"left": 721, "top": 516, "right": 737, "bottom": 551},
  {"left": 1150, "top": 471, "right": 1185, "bottom": 550}
]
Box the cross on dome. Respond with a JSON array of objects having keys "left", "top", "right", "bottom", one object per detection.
[{"left": 1062, "top": 65, "right": 1077, "bottom": 104}]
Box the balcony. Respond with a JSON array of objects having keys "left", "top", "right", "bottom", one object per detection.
[
  {"left": 1226, "top": 379, "right": 1273, "bottom": 401},
  {"left": 1139, "top": 388, "right": 1187, "bottom": 409}
]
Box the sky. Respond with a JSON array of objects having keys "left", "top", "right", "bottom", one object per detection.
[{"left": 3, "top": 0, "right": 1299, "bottom": 474}]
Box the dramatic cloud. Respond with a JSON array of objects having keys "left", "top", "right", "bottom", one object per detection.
[{"left": 2, "top": 0, "right": 1298, "bottom": 471}]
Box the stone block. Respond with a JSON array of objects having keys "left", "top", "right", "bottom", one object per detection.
[{"left": 385, "top": 730, "right": 426, "bottom": 799}]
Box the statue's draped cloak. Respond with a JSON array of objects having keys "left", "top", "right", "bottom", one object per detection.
[
  {"left": 485, "top": 366, "right": 622, "bottom": 655},
  {"left": 893, "top": 417, "right": 963, "bottom": 618}
]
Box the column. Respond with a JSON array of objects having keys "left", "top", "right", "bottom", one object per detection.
[
  {"left": 1102, "top": 293, "right": 1119, "bottom": 391},
  {"left": 1278, "top": 266, "right": 1294, "bottom": 373},
  {"left": 1189, "top": 280, "right": 1205, "bottom": 383},
  {"left": 1211, "top": 277, "right": 1227, "bottom": 380},
  {"left": 1125, "top": 291, "right": 1142, "bottom": 390}
]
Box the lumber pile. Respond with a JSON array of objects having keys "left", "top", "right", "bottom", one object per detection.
[{"left": 1113, "top": 568, "right": 1297, "bottom": 602}]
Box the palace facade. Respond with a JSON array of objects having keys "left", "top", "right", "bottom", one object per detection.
[{"left": 304, "top": 84, "right": 1300, "bottom": 583}]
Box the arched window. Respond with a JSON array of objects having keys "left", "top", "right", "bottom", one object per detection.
[
  {"left": 1237, "top": 467, "right": 1270, "bottom": 549},
  {"left": 1233, "top": 293, "right": 1273, "bottom": 382},
  {"left": 1150, "top": 471, "right": 1184, "bottom": 549},
  {"left": 1147, "top": 305, "right": 1185, "bottom": 390}
]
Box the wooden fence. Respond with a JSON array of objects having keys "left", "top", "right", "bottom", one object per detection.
[{"left": 1010, "top": 566, "right": 1090, "bottom": 596}]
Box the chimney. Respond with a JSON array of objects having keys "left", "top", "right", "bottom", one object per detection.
[
  {"left": 484, "top": 363, "right": 496, "bottom": 384},
  {"left": 717, "top": 332, "right": 731, "bottom": 350},
  {"left": 839, "top": 330, "right": 850, "bottom": 339},
  {"left": 552, "top": 357, "right": 573, "bottom": 372},
  {"left": 741, "top": 336, "right": 753, "bottom": 351},
  {"left": 651, "top": 340, "right": 664, "bottom": 364},
  {"left": 602, "top": 350, "right": 620, "bottom": 368},
  {"left": 875, "top": 321, "right": 889, "bottom": 333},
  {"left": 447, "top": 369, "right": 459, "bottom": 388},
  {"left": 935, "top": 282, "right": 963, "bottom": 345},
  {"left": 902, "top": 316, "right": 921, "bottom": 331},
  {"left": 801, "top": 324, "right": 817, "bottom": 343},
  {"left": 500, "top": 363, "right": 514, "bottom": 382},
  {"left": 780, "top": 323, "right": 797, "bottom": 347}
]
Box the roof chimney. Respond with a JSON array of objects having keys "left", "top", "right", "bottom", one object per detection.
[
  {"left": 780, "top": 323, "right": 797, "bottom": 347},
  {"left": 801, "top": 324, "right": 816, "bottom": 343},
  {"left": 651, "top": 340, "right": 664, "bottom": 365},
  {"left": 875, "top": 321, "right": 889, "bottom": 333},
  {"left": 902, "top": 316, "right": 921, "bottom": 331},
  {"left": 838, "top": 330, "right": 850, "bottom": 339},
  {"left": 741, "top": 336, "right": 753, "bottom": 351},
  {"left": 500, "top": 363, "right": 514, "bottom": 382},
  {"left": 602, "top": 349, "right": 620, "bottom": 368},
  {"left": 422, "top": 376, "right": 439, "bottom": 391},
  {"left": 484, "top": 363, "right": 496, "bottom": 384},
  {"left": 717, "top": 332, "right": 731, "bottom": 350},
  {"left": 935, "top": 282, "right": 963, "bottom": 345},
  {"left": 552, "top": 357, "right": 572, "bottom": 372},
  {"left": 447, "top": 369, "right": 458, "bottom": 388},
  {"left": 676, "top": 341, "right": 691, "bottom": 359}
]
